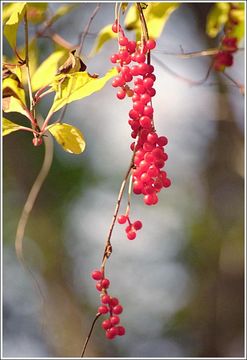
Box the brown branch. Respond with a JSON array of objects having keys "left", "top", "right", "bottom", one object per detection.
[
  {"left": 152, "top": 53, "right": 214, "bottom": 86},
  {"left": 222, "top": 71, "right": 245, "bottom": 96},
  {"left": 137, "top": 3, "right": 150, "bottom": 64},
  {"left": 80, "top": 313, "right": 101, "bottom": 357},
  {"left": 77, "top": 3, "right": 101, "bottom": 55}
]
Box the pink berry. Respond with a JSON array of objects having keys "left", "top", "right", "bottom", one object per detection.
[
  {"left": 96, "top": 282, "right": 103, "bottom": 291},
  {"left": 106, "top": 327, "right": 118, "bottom": 339},
  {"left": 163, "top": 178, "right": 171, "bottom": 188}
]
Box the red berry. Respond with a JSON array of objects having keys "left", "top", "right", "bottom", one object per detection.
[
  {"left": 113, "top": 305, "right": 123, "bottom": 314},
  {"left": 96, "top": 282, "right": 103, "bottom": 291},
  {"left": 106, "top": 327, "right": 118, "bottom": 339},
  {"left": 110, "top": 316, "right": 120, "bottom": 325},
  {"left": 119, "top": 36, "right": 128, "bottom": 46},
  {"left": 91, "top": 270, "right": 103, "bottom": 281},
  {"left": 157, "top": 136, "right": 168, "bottom": 146},
  {"left": 101, "top": 294, "right": 111, "bottom": 304},
  {"left": 163, "top": 178, "right": 171, "bottom": 188},
  {"left": 146, "top": 39, "right": 156, "bottom": 50},
  {"left": 118, "top": 215, "right": 127, "bottom": 224},
  {"left": 101, "top": 278, "right": 110, "bottom": 289},
  {"left": 102, "top": 319, "right": 112, "bottom": 330},
  {"left": 117, "top": 89, "right": 126, "bottom": 100},
  {"left": 110, "top": 297, "right": 119, "bottom": 306},
  {"left": 98, "top": 305, "right": 109, "bottom": 314},
  {"left": 117, "top": 325, "right": 126, "bottom": 336},
  {"left": 127, "top": 231, "right": 136, "bottom": 240},
  {"left": 133, "top": 220, "right": 142, "bottom": 230}
]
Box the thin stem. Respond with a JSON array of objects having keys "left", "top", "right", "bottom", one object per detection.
[
  {"left": 126, "top": 172, "right": 133, "bottom": 216},
  {"left": 156, "top": 47, "right": 221, "bottom": 58},
  {"left": 137, "top": 3, "right": 150, "bottom": 64},
  {"left": 24, "top": 11, "right": 34, "bottom": 114},
  {"left": 77, "top": 3, "right": 101, "bottom": 55},
  {"left": 80, "top": 313, "right": 101, "bottom": 357},
  {"left": 222, "top": 71, "right": 244, "bottom": 96},
  {"left": 41, "top": 110, "right": 54, "bottom": 133}
]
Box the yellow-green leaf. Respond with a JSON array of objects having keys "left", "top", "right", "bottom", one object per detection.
[
  {"left": 4, "top": 2, "right": 27, "bottom": 49},
  {"left": 27, "top": 3, "right": 48, "bottom": 24},
  {"left": 90, "top": 24, "right": 118, "bottom": 56},
  {"left": 31, "top": 49, "right": 68, "bottom": 91},
  {"left": 48, "top": 123, "right": 86, "bottom": 154},
  {"left": 2, "top": 117, "right": 23, "bottom": 136},
  {"left": 50, "top": 67, "right": 117, "bottom": 113},
  {"left": 206, "top": 3, "right": 230, "bottom": 38},
  {"left": 3, "top": 77, "right": 26, "bottom": 104},
  {"left": 125, "top": 2, "right": 180, "bottom": 39},
  {"left": 2, "top": 96, "right": 27, "bottom": 117}
]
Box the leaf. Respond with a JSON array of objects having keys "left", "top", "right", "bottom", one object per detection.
[
  {"left": 27, "top": 3, "right": 48, "bottom": 24},
  {"left": 125, "top": 2, "right": 180, "bottom": 39},
  {"left": 2, "top": 117, "right": 23, "bottom": 136},
  {"left": 48, "top": 123, "right": 86, "bottom": 154},
  {"left": 50, "top": 67, "right": 117, "bottom": 113},
  {"left": 2, "top": 96, "right": 27, "bottom": 117},
  {"left": 3, "top": 77, "right": 26, "bottom": 104},
  {"left": 90, "top": 24, "right": 118, "bottom": 56},
  {"left": 31, "top": 50, "right": 68, "bottom": 91},
  {"left": 121, "top": 3, "right": 129, "bottom": 14},
  {"left": 4, "top": 2, "right": 27, "bottom": 49},
  {"left": 206, "top": 3, "right": 230, "bottom": 38}
]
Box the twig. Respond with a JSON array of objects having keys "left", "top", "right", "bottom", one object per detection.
[
  {"left": 155, "top": 48, "right": 221, "bottom": 58},
  {"left": 137, "top": 3, "right": 150, "bottom": 64},
  {"left": 152, "top": 53, "right": 214, "bottom": 86},
  {"left": 80, "top": 313, "right": 101, "bottom": 357},
  {"left": 77, "top": 3, "right": 101, "bottom": 55},
  {"left": 222, "top": 71, "right": 245, "bottom": 96}
]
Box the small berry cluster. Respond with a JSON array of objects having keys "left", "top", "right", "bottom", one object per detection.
[
  {"left": 91, "top": 269, "right": 125, "bottom": 339},
  {"left": 213, "top": 5, "right": 240, "bottom": 71},
  {"left": 117, "top": 215, "right": 142, "bottom": 240}
]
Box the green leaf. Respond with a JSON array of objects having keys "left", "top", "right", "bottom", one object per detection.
[
  {"left": 3, "top": 77, "right": 26, "bottom": 104},
  {"left": 125, "top": 2, "right": 180, "bottom": 39},
  {"left": 206, "top": 3, "right": 230, "bottom": 38},
  {"left": 90, "top": 24, "right": 118, "bottom": 56},
  {"left": 48, "top": 123, "right": 86, "bottom": 154},
  {"left": 27, "top": 3, "right": 48, "bottom": 24},
  {"left": 50, "top": 67, "right": 117, "bottom": 113},
  {"left": 2, "top": 96, "right": 27, "bottom": 117},
  {"left": 4, "top": 2, "right": 27, "bottom": 49},
  {"left": 2, "top": 117, "right": 23, "bottom": 136},
  {"left": 32, "top": 50, "right": 68, "bottom": 91}
]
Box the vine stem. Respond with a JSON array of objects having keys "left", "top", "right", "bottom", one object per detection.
[
  {"left": 80, "top": 313, "right": 101, "bottom": 357},
  {"left": 222, "top": 71, "right": 245, "bottom": 95}
]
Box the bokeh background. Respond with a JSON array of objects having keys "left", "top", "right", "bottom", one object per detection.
[{"left": 2, "top": 2, "right": 245, "bottom": 358}]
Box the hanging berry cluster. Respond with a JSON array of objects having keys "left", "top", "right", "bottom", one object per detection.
[
  {"left": 213, "top": 4, "right": 240, "bottom": 71},
  {"left": 91, "top": 269, "right": 125, "bottom": 339},
  {"left": 111, "top": 20, "right": 171, "bottom": 240}
]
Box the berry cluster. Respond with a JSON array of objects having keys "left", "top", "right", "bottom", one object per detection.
[
  {"left": 213, "top": 5, "right": 240, "bottom": 71},
  {"left": 91, "top": 269, "right": 125, "bottom": 339},
  {"left": 110, "top": 20, "right": 171, "bottom": 239},
  {"left": 117, "top": 214, "right": 142, "bottom": 240}
]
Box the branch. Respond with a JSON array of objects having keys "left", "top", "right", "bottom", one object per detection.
[
  {"left": 77, "top": 3, "right": 101, "bottom": 55},
  {"left": 222, "top": 71, "right": 245, "bottom": 96}
]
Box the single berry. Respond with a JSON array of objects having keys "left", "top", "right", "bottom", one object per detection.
[
  {"left": 91, "top": 270, "right": 103, "bottom": 281},
  {"left": 101, "top": 278, "right": 110, "bottom": 289},
  {"left": 118, "top": 215, "right": 127, "bottom": 224},
  {"left": 113, "top": 304, "right": 123, "bottom": 314},
  {"left": 102, "top": 319, "right": 112, "bottom": 330},
  {"left": 117, "top": 325, "right": 126, "bottom": 336},
  {"left": 98, "top": 305, "right": 109, "bottom": 314},
  {"left": 133, "top": 220, "right": 142, "bottom": 230}
]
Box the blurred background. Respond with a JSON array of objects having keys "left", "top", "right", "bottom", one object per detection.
[{"left": 3, "top": 2, "right": 245, "bottom": 358}]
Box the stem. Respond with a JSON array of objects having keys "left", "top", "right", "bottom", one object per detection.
[
  {"left": 24, "top": 11, "right": 34, "bottom": 114},
  {"left": 41, "top": 110, "right": 54, "bottom": 133},
  {"left": 126, "top": 172, "right": 133, "bottom": 216},
  {"left": 222, "top": 71, "right": 244, "bottom": 96},
  {"left": 137, "top": 3, "right": 150, "bottom": 64},
  {"left": 77, "top": 3, "right": 101, "bottom": 55},
  {"left": 80, "top": 313, "right": 101, "bottom": 357}
]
